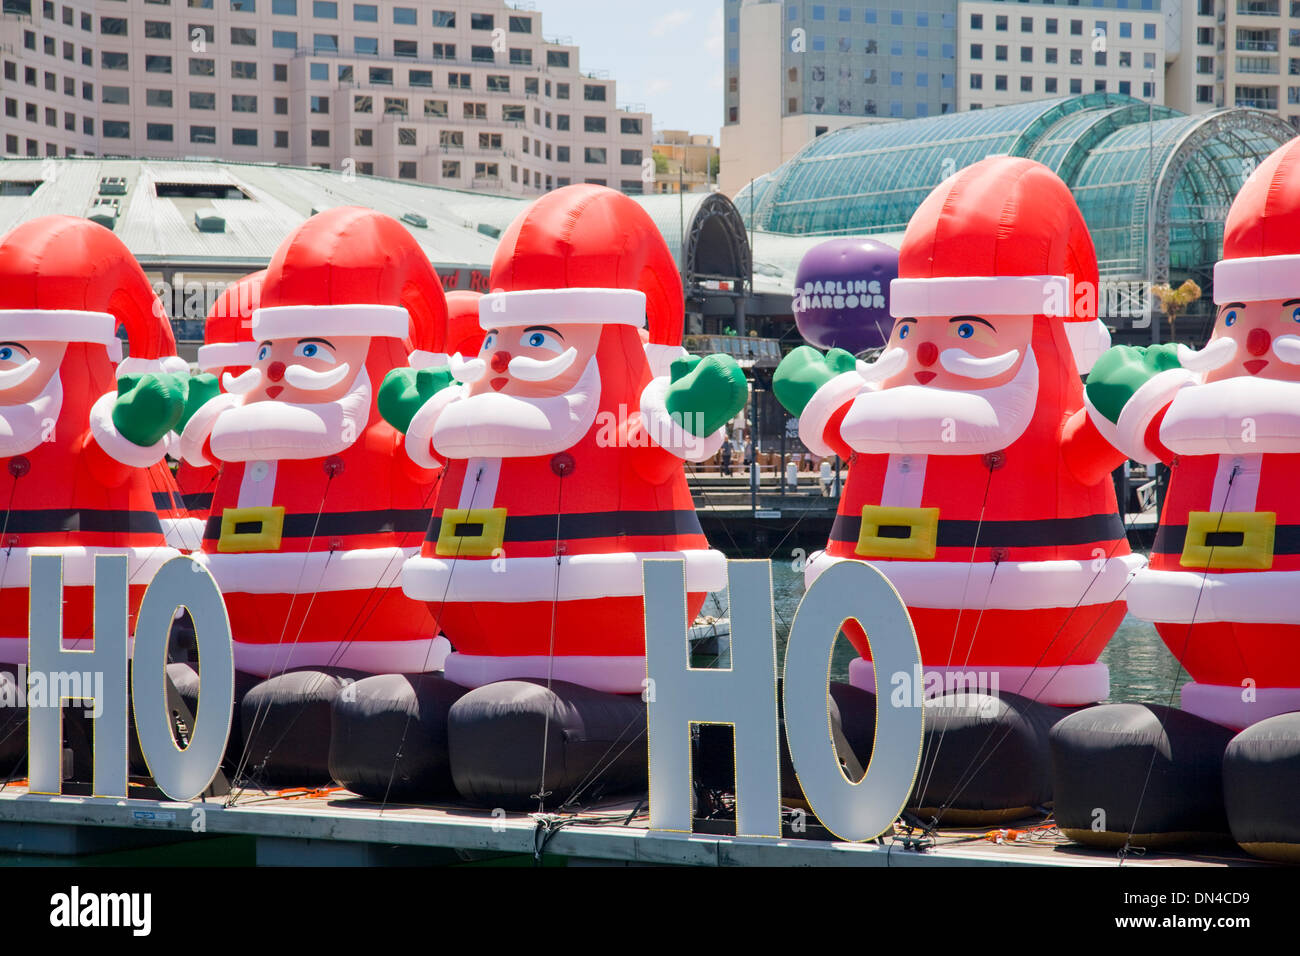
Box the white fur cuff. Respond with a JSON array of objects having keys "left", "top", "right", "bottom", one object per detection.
[
  {"left": 639, "top": 376, "right": 726, "bottom": 462},
  {"left": 797, "top": 370, "right": 865, "bottom": 458},
  {"left": 88, "top": 391, "right": 169, "bottom": 469}
]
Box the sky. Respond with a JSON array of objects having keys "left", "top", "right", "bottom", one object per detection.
[{"left": 528, "top": 0, "right": 725, "bottom": 142}]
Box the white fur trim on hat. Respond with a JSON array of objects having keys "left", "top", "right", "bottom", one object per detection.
[
  {"left": 252, "top": 303, "right": 409, "bottom": 340},
  {"left": 891, "top": 275, "right": 1072, "bottom": 319},
  {"left": 408, "top": 350, "right": 448, "bottom": 370},
  {"left": 115, "top": 356, "right": 168, "bottom": 378},
  {"left": 88, "top": 390, "right": 169, "bottom": 469},
  {"left": 197, "top": 341, "right": 257, "bottom": 373},
  {"left": 1064, "top": 318, "right": 1112, "bottom": 374},
  {"left": 1213, "top": 254, "right": 1300, "bottom": 304},
  {"left": 639, "top": 375, "right": 726, "bottom": 462},
  {"left": 478, "top": 288, "right": 647, "bottom": 329},
  {"left": 797, "top": 369, "right": 866, "bottom": 458},
  {"left": 0, "top": 309, "right": 117, "bottom": 346}
]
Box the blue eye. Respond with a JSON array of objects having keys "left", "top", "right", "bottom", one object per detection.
[
  {"left": 1225, "top": 311, "right": 1237, "bottom": 327},
  {"left": 301, "top": 343, "right": 318, "bottom": 358},
  {"left": 957, "top": 323, "right": 975, "bottom": 339},
  {"left": 1292, "top": 308, "right": 1300, "bottom": 323},
  {"left": 482, "top": 334, "right": 495, "bottom": 351},
  {"left": 898, "top": 325, "right": 910, "bottom": 340},
  {"left": 292, "top": 341, "right": 334, "bottom": 363},
  {"left": 518, "top": 329, "right": 562, "bottom": 353},
  {"left": 528, "top": 332, "right": 545, "bottom": 348},
  {"left": 0, "top": 347, "right": 12, "bottom": 362},
  {"left": 257, "top": 345, "right": 270, "bottom": 361}
]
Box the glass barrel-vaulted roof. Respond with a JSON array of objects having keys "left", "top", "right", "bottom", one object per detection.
[{"left": 736, "top": 94, "right": 1295, "bottom": 280}]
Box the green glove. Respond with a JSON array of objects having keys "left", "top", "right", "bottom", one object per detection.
[
  {"left": 664, "top": 353, "right": 748, "bottom": 438},
  {"left": 111, "top": 373, "right": 186, "bottom": 448},
  {"left": 177, "top": 373, "right": 219, "bottom": 433},
  {"left": 773, "top": 345, "right": 857, "bottom": 417},
  {"left": 378, "top": 366, "right": 455, "bottom": 435},
  {"left": 1085, "top": 343, "right": 1182, "bottom": 426}
]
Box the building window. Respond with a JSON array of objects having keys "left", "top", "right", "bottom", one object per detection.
[
  {"left": 510, "top": 48, "right": 532, "bottom": 65},
  {"left": 146, "top": 88, "right": 173, "bottom": 107},
  {"left": 398, "top": 161, "right": 417, "bottom": 179},
  {"left": 584, "top": 84, "right": 607, "bottom": 101},
  {"left": 971, "top": 44, "right": 982, "bottom": 60},
  {"left": 1045, "top": 77, "right": 1058, "bottom": 94},
  {"left": 146, "top": 123, "right": 173, "bottom": 141},
  {"left": 548, "top": 49, "right": 570, "bottom": 68},
  {"left": 432, "top": 9, "right": 454, "bottom": 27},
  {"left": 272, "top": 0, "right": 295, "bottom": 13},
  {"left": 275, "top": 64, "right": 288, "bottom": 81},
  {"left": 232, "top": 94, "right": 257, "bottom": 112},
  {"left": 102, "top": 86, "right": 130, "bottom": 104},
  {"left": 145, "top": 21, "right": 172, "bottom": 39},
  {"left": 621, "top": 117, "right": 643, "bottom": 135},
  {"left": 103, "top": 120, "right": 130, "bottom": 138},
  {"left": 1144, "top": 23, "right": 1155, "bottom": 40},
  {"left": 354, "top": 36, "right": 377, "bottom": 54},
  {"left": 354, "top": 94, "right": 372, "bottom": 112},
  {"left": 995, "top": 45, "right": 1007, "bottom": 61},
  {"left": 231, "top": 61, "right": 256, "bottom": 79},
  {"left": 970, "top": 73, "right": 983, "bottom": 90},
  {"left": 190, "top": 125, "right": 216, "bottom": 144},
  {"left": 471, "top": 12, "right": 493, "bottom": 30},
  {"left": 995, "top": 14, "right": 1007, "bottom": 31},
  {"left": 471, "top": 45, "right": 494, "bottom": 62},
  {"left": 1070, "top": 49, "right": 1083, "bottom": 65},
  {"left": 442, "top": 161, "right": 460, "bottom": 177},
  {"left": 1020, "top": 76, "right": 1033, "bottom": 92},
  {"left": 584, "top": 115, "right": 606, "bottom": 133},
  {"left": 384, "top": 96, "right": 407, "bottom": 114},
  {"left": 314, "top": 34, "right": 338, "bottom": 53},
  {"left": 369, "top": 67, "right": 393, "bottom": 84},
  {"left": 393, "top": 6, "right": 415, "bottom": 25},
  {"left": 231, "top": 27, "right": 255, "bottom": 45},
  {"left": 584, "top": 147, "right": 606, "bottom": 164},
  {"left": 1070, "top": 19, "right": 1083, "bottom": 36},
  {"left": 439, "top": 130, "right": 462, "bottom": 147},
  {"left": 311, "top": 129, "right": 329, "bottom": 147},
  {"left": 410, "top": 70, "right": 432, "bottom": 88},
  {"left": 620, "top": 149, "right": 642, "bottom": 166},
  {"left": 310, "top": 95, "right": 328, "bottom": 113},
  {"left": 275, "top": 130, "right": 288, "bottom": 148},
  {"left": 557, "top": 145, "right": 570, "bottom": 162},
  {"left": 487, "top": 75, "right": 510, "bottom": 92},
  {"left": 394, "top": 39, "right": 417, "bottom": 58},
  {"left": 510, "top": 15, "right": 531, "bottom": 33},
  {"left": 424, "top": 99, "right": 447, "bottom": 117},
  {"left": 556, "top": 114, "right": 570, "bottom": 130},
  {"left": 1020, "top": 16, "right": 1032, "bottom": 32},
  {"left": 190, "top": 57, "right": 215, "bottom": 76},
  {"left": 274, "top": 97, "right": 288, "bottom": 114},
  {"left": 464, "top": 102, "right": 486, "bottom": 119},
  {"left": 1020, "top": 46, "right": 1032, "bottom": 63},
  {"left": 1046, "top": 48, "right": 1058, "bottom": 64},
  {"left": 313, "top": 0, "right": 336, "bottom": 18},
  {"left": 502, "top": 104, "right": 525, "bottom": 122},
  {"left": 146, "top": 55, "right": 173, "bottom": 73},
  {"left": 102, "top": 51, "right": 129, "bottom": 70},
  {"left": 479, "top": 132, "right": 501, "bottom": 149},
  {"left": 556, "top": 82, "right": 570, "bottom": 99},
  {"left": 100, "top": 16, "right": 128, "bottom": 35},
  {"left": 970, "top": 12, "right": 982, "bottom": 29},
  {"left": 449, "top": 73, "right": 470, "bottom": 89},
  {"left": 432, "top": 42, "right": 455, "bottom": 59},
  {"left": 1070, "top": 77, "right": 1083, "bottom": 94}
]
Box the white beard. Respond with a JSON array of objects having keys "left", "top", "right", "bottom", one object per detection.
[
  {"left": 209, "top": 366, "right": 372, "bottom": 462},
  {"left": 839, "top": 347, "right": 1040, "bottom": 456},
  {"left": 1161, "top": 374, "right": 1300, "bottom": 456},
  {"left": 0, "top": 371, "right": 62, "bottom": 458},
  {"left": 432, "top": 357, "right": 602, "bottom": 458}
]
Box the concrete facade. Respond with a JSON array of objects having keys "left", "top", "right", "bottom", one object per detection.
[{"left": 0, "top": 0, "right": 652, "bottom": 196}]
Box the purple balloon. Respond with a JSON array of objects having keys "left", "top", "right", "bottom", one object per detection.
[{"left": 793, "top": 238, "right": 899, "bottom": 354}]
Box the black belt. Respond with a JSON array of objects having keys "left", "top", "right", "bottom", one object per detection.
[
  {"left": 181, "top": 492, "right": 214, "bottom": 511},
  {"left": 425, "top": 508, "right": 704, "bottom": 545},
  {"left": 203, "top": 508, "right": 431, "bottom": 541},
  {"left": 0, "top": 508, "right": 164, "bottom": 535},
  {"left": 830, "top": 512, "right": 1125, "bottom": 550},
  {"left": 1154, "top": 523, "right": 1300, "bottom": 556},
  {"left": 152, "top": 491, "right": 180, "bottom": 511}
]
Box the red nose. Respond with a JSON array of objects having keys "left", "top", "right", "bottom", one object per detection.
[
  {"left": 267, "top": 361, "right": 286, "bottom": 382},
  {"left": 490, "top": 351, "right": 512, "bottom": 373},
  {"left": 1247, "top": 328, "right": 1271, "bottom": 357},
  {"left": 917, "top": 341, "right": 939, "bottom": 368}
]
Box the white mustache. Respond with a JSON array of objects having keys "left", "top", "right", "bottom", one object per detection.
[
  {"left": 856, "top": 347, "right": 907, "bottom": 383},
  {"left": 938, "top": 348, "right": 1020, "bottom": 379},
  {"left": 284, "top": 361, "right": 350, "bottom": 391},
  {"left": 222, "top": 367, "right": 263, "bottom": 395},
  {"left": 509, "top": 347, "right": 577, "bottom": 382},
  {"left": 1272, "top": 334, "right": 1300, "bottom": 365},
  {"left": 1177, "top": 337, "right": 1237, "bottom": 372},
  {"left": 449, "top": 352, "right": 487, "bottom": 384},
  {"left": 0, "top": 357, "right": 39, "bottom": 390}
]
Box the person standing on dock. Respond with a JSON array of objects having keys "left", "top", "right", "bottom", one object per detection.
[{"left": 720, "top": 434, "right": 733, "bottom": 476}]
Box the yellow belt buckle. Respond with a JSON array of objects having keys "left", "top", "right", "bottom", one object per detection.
[
  {"left": 1180, "top": 511, "right": 1275, "bottom": 571},
  {"left": 855, "top": 505, "right": 940, "bottom": 560},
  {"left": 217, "top": 505, "right": 286, "bottom": 553},
  {"left": 436, "top": 507, "right": 508, "bottom": 557}
]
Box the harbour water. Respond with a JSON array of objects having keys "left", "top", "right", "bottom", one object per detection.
[{"left": 702, "top": 559, "right": 1190, "bottom": 706}]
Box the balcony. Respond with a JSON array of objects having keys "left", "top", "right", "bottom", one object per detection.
[
  {"left": 1237, "top": 0, "right": 1280, "bottom": 14},
  {"left": 1236, "top": 40, "right": 1280, "bottom": 52}
]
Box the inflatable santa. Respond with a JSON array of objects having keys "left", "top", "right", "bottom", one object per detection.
[
  {"left": 373, "top": 184, "right": 747, "bottom": 806},
  {"left": 1050, "top": 137, "right": 1300, "bottom": 859},
  {"left": 177, "top": 208, "right": 446, "bottom": 680},
  {"left": 0, "top": 215, "right": 184, "bottom": 662},
  {"left": 174, "top": 270, "right": 264, "bottom": 540},
  {"left": 774, "top": 157, "right": 1140, "bottom": 708}
]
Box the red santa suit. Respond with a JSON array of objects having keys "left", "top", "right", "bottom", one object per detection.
[
  {"left": 179, "top": 208, "right": 446, "bottom": 677},
  {"left": 0, "top": 216, "right": 181, "bottom": 662},
  {"left": 1093, "top": 138, "right": 1300, "bottom": 729},
  {"left": 798, "top": 159, "right": 1138, "bottom": 706},
  {"left": 173, "top": 270, "right": 264, "bottom": 550},
  {"left": 399, "top": 187, "right": 727, "bottom": 694}
]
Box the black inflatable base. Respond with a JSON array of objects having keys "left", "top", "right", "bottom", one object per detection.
[
  {"left": 168, "top": 663, "right": 262, "bottom": 777},
  {"left": 1223, "top": 712, "right": 1300, "bottom": 863},
  {"left": 329, "top": 673, "right": 467, "bottom": 802},
  {"left": 1050, "top": 702, "right": 1235, "bottom": 848},
  {"left": 238, "top": 668, "right": 368, "bottom": 790},
  {"left": 447, "top": 679, "right": 647, "bottom": 811},
  {"left": 908, "top": 690, "right": 1065, "bottom": 827}
]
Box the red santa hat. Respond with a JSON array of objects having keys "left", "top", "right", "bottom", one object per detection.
[
  {"left": 253, "top": 207, "right": 447, "bottom": 365},
  {"left": 890, "top": 157, "right": 1110, "bottom": 372},
  {"left": 0, "top": 215, "right": 172, "bottom": 374},
  {"left": 482, "top": 184, "right": 685, "bottom": 375},
  {"left": 197, "top": 269, "right": 263, "bottom": 375},
  {"left": 1214, "top": 136, "right": 1300, "bottom": 304},
  {"left": 445, "top": 290, "right": 485, "bottom": 359}
]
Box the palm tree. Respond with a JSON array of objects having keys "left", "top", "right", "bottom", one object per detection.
[{"left": 1150, "top": 279, "right": 1202, "bottom": 340}]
